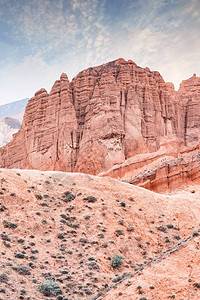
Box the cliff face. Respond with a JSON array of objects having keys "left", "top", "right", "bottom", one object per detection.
[
  {"left": 0, "top": 74, "right": 78, "bottom": 171},
  {"left": 178, "top": 74, "right": 200, "bottom": 147},
  {"left": 0, "top": 58, "right": 200, "bottom": 190}
]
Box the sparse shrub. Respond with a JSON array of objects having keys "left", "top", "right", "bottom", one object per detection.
[
  {"left": 15, "top": 253, "right": 25, "bottom": 259},
  {"left": 63, "top": 191, "right": 76, "bottom": 202},
  {"left": 157, "top": 226, "right": 167, "bottom": 233},
  {"left": 118, "top": 219, "right": 124, "bottom": 225},
  {"left": 35, "top": 194, "right": 43, "bottom": 200},
  {"left": 115, "top": 229, "right": 124, "bottom": 235},
  {"left": 192, "top": 231, "right": 199, "bottom": 237},
  {"left": 12, "top": 265, "right": 31, "bottom": 275},
  {"left": 0, "top": 273, "right": 9, "bottom": 283},
  {"left": 193, "top": 282, "right": 200, "bottom": 288},
  {"left": 112, "top": 275, "right": 124, "bottom": 283},
  {"left": 38, "top": 279, "right": 62, "bottom": 296},
  {"left": 150, "top": 286, "right": 155, "bottom": 289},
  {"left": 127, "top": 225, "right": 134, "bottom": 232},
  {"left": 57, "top": 233, "right": 65, "bottom": 239},
  {"left": 167, "top": 224, "right": 174, "bottom": 229},
  {"left": 3, "top": 220, "right": 18, "bottom": 229},
  {"left": 87, "top": 261, "right": 100, "bottom": 270},
  {"left": 3, "top": 241, "right": 11, "bottom": 247},
  {"left": 0, "top": 204, "right": 7, "bottom": 211},
  {"left": 110, "top": 254, "right": 123, "bottom": 268},
  {"left": 173, "top": 234, "right": 180, "bottom": 240},
  {"left": 1, "top": 233, "right": 10, "bottom": 241},
  {"left": 79, "top": 237, "right": 88, "bottom": 244},
  {"left": 83, "top": 196, "right": 97, "bottom": 203},
  {"left": 120, "top": 202, "right": 126, "bottom": 207}
]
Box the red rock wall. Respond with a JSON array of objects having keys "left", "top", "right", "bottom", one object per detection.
[
  {"left": 178, "top": 74, "right": 200, "bottom": 147},
  {"left": 0, "top": 59, "right": 200, "bottom": 187},
  {"left": 127, "top": 146, "right": 200, "bottom": 193}
]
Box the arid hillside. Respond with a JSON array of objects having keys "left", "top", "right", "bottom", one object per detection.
[{"left": 0, "top": 168, "right": 200, "bottom": 299}]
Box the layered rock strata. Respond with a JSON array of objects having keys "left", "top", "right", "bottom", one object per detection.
[
  {"left": 0, "top": 59, "right": 200, "bottom": 191},
  {"left": 100, "top": 140, "right": 200, "bottom": 192},
  {"left": 126, "top": 146, "right": 200, "bottom": 193}
]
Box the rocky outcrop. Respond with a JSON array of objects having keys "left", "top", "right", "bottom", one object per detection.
[
  {"left": 99, "top": 139, "right": 200, "bottom": 192},
  {"left": 0, "top": 74, "right": 78, "bottom": 171},
  {"left": 0, "top": 58, "right": 200, "bottom": 191},
  {"left": 178, "top": 74, "right": 200, "bottom": 147},
  {"left": 125, "top": 145, "right": 200, "bottom": 193}
]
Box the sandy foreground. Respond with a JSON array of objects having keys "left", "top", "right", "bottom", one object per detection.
[{"left": 0, "top": 168, "right": 200, "bottom": 299}]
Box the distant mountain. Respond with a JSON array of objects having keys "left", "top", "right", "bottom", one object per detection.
[
  {"left": 0, "top": 117, "right": 22, "bottom": 147},
  {"left": 0, "top": 98, "right": 29, "bottom": 147},
  {"left": 0, "top": 98, "right": 29, "bottom": 121}
]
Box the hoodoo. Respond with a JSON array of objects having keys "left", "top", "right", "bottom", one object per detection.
[{"left": 0, "top": 59, "right": 200, "bottom": 191}]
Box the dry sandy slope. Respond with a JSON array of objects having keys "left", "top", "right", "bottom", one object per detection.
[
  {"left": 0, "top": 169, "right": 200, "bottom": 299},
  {"left": 103, "top": 237, "right": 200, "bottom": 300}
]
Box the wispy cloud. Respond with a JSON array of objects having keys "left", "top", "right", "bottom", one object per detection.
[{"left": 0, "top": 0, "right": 200, "bottom": 103}]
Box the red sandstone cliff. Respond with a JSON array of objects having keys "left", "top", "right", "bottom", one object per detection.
[
  {"left": 0, "top": 59, "right": 200, "bottom": 190},
  {"left": 178, "top": 74, "right": 200, "bottom": 146}
]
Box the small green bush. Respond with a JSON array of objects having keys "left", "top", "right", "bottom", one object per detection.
[
  {"left": 63, "top": 191, "right": 76, "bottom": 202},
  {"left": 110, "top": 254, "right": 123, "bottom": 268},
  {"left": 38, "top": 279, "right": 62, "bottom": 296}
]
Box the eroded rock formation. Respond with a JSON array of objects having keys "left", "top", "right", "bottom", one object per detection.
[
  {"left": 178, "top": 74, "right": 200, "bottom": 147},
  {"left": 0, "top": 58, "right": 200, "bottom": 190}
]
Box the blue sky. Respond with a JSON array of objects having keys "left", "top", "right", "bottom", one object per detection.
[{"left": 0, "top": 0, "right": 200, "bottom": 104}]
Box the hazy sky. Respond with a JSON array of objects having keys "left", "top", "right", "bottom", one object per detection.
[{"left": 0, "top": 0, "right": 200, "bottom": 104}]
